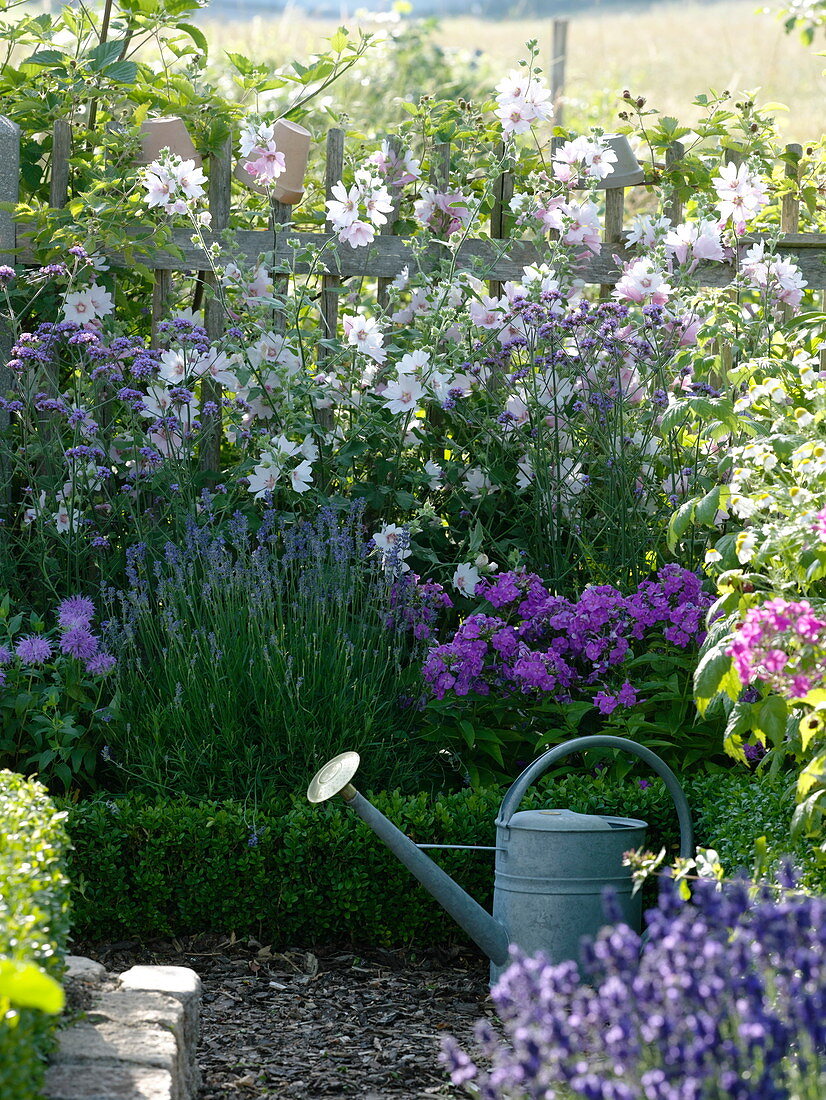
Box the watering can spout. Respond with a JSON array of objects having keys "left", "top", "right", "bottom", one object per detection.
[{"left": 307, "top": 753, "right": 511, "bottom": 967}]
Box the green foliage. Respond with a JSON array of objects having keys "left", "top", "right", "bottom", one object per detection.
[
  {"left": 62, "top": 771, "right": 810, "bottom": 947},
  {"left": 0, "top": 771, "right": 71, "bottom": 1100},
  {"left": 0, "top": 594, "right": 118, "bottom": 794},
  {"left": 102, "top": 507, "right": 444, "bottom": 800}
]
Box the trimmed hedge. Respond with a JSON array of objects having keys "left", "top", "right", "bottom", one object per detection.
[
  {"left": 63, "top": 771, "right": 818, "bottom": 948},
  {"left": 0, "top": 771, "right": 71, "bottom": 1100}
]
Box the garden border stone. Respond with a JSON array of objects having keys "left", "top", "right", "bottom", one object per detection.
[{"left": 45, "top": 956, "right": 201, "bottom": 1100}]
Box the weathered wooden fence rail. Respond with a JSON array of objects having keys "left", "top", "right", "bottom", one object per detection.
[{"left": 3, "top": 116, "right": 826, "bottom": 304}]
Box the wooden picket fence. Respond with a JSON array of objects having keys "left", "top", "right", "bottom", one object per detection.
[{"left": 0, "top": 113, "right": 824, "bottom": 467}]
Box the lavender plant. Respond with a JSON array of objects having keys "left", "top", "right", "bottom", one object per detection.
[
  {"left": 0, "top": 592, "right": 117, "bottom": 793},
  {"left": 102, "top": 503, "right": 451, "bottom": 799},
  {"left": 422, "top": 565, "right": 722, "bottom": 785},
  {"left": 443, "top": 871, "right": 826, "bottom": 1099}
]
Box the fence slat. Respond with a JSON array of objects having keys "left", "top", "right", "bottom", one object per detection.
[
  {"left": 23, "top": 226, "right": 820, "bottom": 288},
  {"left": 663, "top": 141, "right": 684, "bottom": 226},
  {"left": 550, "top": 19, "right": 568, "bottom": 127},
  {"left": 200, "top": 134, "right": 233, "bottom": 473},
  {"left": 377, "top": 135, "right": 403, "bottom": 311},
  {"left": 599, "top": 187, "right": 625, "bottom": 298},
  {"left": 270, "top": 198, "right": 291, "bottom": 333},
  {"left": 50, "top": 119, "right": 71, "bottom": 209},
  {"left": 0, "top": 115, "right": 20, "bottom": 504},
  {"left": 488, "top": 141, "right": 513, "bottom": 299},
  {"left": 320, "top": 128, "right": 345, "bottom": 354}
]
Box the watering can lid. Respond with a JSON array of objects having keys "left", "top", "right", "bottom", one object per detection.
[{"left": 506, "top": 808, "right": 645, "bottom": 832}]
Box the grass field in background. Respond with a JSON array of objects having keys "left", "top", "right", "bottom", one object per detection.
[{"left": 198, "top": 0, "right": 824, "bottom": 142}]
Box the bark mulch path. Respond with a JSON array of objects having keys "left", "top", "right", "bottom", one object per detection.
[{"left": 72, "top": 934, "right": 493, "bottom": 1098}]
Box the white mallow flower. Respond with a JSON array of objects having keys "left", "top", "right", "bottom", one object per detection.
[
  {"left": 463, "top": 468, "right": 496, "bottom": 499},
  {"left": 53, "top": 502, "right": 77, "bottom": 533},
  {"left": 397, "top": 349, "right": 431, "bottom": 374},
  {"left": 424, "top": 459, "right": 443, "bottom": 490},
  {"left": 270, "top": 434, "right": 301, "bottom": 458},
  {"left": 453, "top": 562, "right": 481, "bottom": 596},
  {"left": 516, "top": 454, "right": 534, "bottom": 490},
  {"left": 289, "top": 460, "right": 314, "bottom": 494},
  {"left": 300, "top": 435, "right": 319, "bottom": 462},
  {"left": 247, "top": 460, "right": 281, "bottom": 499},
  {"left": 372, "top": 523, "right": 412, "bottom": 574},
  {"left": 173, "top": 159, "right": 206, "bottom": 200},
  {"left": 158, "top": 349, "right": 189, "bottom": 384},
  {"left": 343, "top": 314, "right": 386, "bottom": 365},
  {"left": 382, "top": 374, "right": 425, "bottom": 415}
]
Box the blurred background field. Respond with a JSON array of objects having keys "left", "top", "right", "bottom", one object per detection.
[{"left": 192, "top": 0, "right": 824, "bottom": 142}]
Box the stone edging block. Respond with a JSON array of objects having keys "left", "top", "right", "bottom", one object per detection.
[{"left": 45, "top": 959, "right": 202, "bottom": 1100}]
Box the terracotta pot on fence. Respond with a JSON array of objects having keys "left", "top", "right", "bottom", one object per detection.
[
  {"left": 235, "top": 118, "right": 312, "bottom": 206},
  {"left": 135, "top": 116, "right": 202, "bottom": 168}
]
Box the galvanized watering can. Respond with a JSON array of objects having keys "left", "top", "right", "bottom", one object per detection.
[{"left": 307, "top": 734, "right": 693, "bottom": 982}]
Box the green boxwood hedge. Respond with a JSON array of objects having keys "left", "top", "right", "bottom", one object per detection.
[
  {"left": 63, "top": 770, "right": 819, "bottom": 948},
  {"left": 0, "top": 771, "right": 71, "bottom": 1100}
]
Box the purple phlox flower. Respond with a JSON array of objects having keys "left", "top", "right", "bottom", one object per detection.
[
  {"left": 59, "top": 626, "right": 99, "bottom": 661},
  {"left": 57, "top": 594, "right": 96, "bottom": 629},
  {"left": 16, "top": 635, "right": 54, "bottom": 665}
]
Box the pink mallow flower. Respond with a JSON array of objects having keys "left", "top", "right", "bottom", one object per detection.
[{"left": 613, "top": 258, "right": 672, "bottom": 305}]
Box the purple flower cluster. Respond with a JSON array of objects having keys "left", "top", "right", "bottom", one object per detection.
[
  {"left": 389, "top": 575, "right": 453, "bottom": 642},
  {"left": 8, "top": 595, "right": 116, "bottom": 676},
  {"left": 442, "top": 871, "right": 826, "bottom": 1098},
  {"left": 727, "top": 598, "right": 826, "bottom": 700},
  {"left": 422, "top": 565, "right": 711, "bottom": 709}
]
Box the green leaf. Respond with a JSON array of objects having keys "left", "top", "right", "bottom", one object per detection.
[
  {"left": 752, "top": 695, "right": 788, "bottom": 748},
  {"left": 694, "top": 644, "right": 738, "bottom": 714},
  {"left": 175, "top": 22, "right": 209, "bottom": 54},
  {"left": 694, "top": 485, "right": 722, "bottom": 527},
  {"left": 85, "top": 40, "right": 125, "bottom": 71},
  {"left": 329, "top": 28, "right": 349, "bottom": 53},
  {"left": 23, "top": 49, "right": 68, "bottom": 65},
  {"left": 102, "top": 61, "right": 138, "bottom": 84},
  {"left": 0, "top": 960, "right": 64, "bottom": 1014}
]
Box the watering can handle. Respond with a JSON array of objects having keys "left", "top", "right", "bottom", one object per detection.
[{"left": 495, "top": 734, "right": 694, "bottom": 859}]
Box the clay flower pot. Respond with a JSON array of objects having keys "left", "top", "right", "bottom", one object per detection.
[
  {"left": 136, "top": 116, "right": 201, "bottom": 167},
  {"left": 235, "top": 118, "right": 312, "bottom": 206},
  {"left": 597, "top": 134, "right": 645, "bottom": 188}
]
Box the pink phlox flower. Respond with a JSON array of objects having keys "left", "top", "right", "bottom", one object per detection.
[{"left": 811, "top": 508, "right": 826, "bottom": 543}]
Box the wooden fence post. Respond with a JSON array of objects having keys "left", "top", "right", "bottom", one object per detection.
[
  {"left": 663, "top": 140, "right": 684, "bottom": 226},
  {"left": 599, "top": 186, "right": 625, "bottom": 299},
  {"left": 317, "top": 128, "right": 345, "bottom": 433},
  {"left": 488, "top": 141, "right": 513, "bottom": 300},
  {"left": 781, "top": 143, "right": 803, "bottom": 324},
  {"left": 200, "top": 133, "right": 232, "bottom": 473},
  {"left": 376, "top": 135, "right": 402, "bottom": 312},
  {"left": 0, "top": 116, "right": 20, "bottom": 506},
  {"left": 550, "top": 19, "right": 568, "bottom": 128}
]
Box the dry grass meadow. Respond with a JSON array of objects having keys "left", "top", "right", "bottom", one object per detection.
[{"left": 197, "top": 0, "right": 824, "bottom": 142}]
